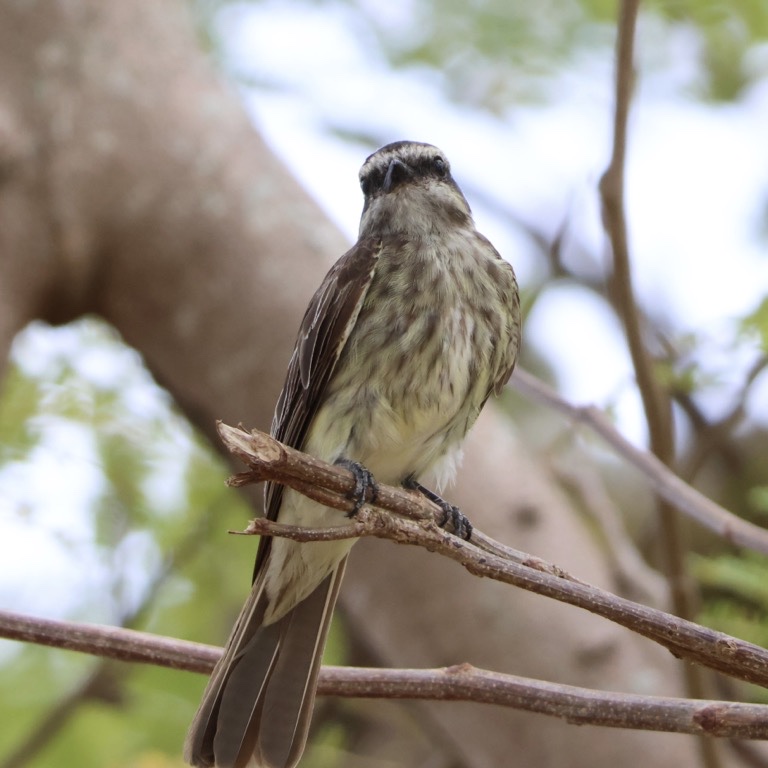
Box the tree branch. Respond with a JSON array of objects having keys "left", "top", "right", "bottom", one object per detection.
[
  {"left": 552, "top": 457, "right": 667, "bottom": 606},
  {"left": 5, "top": 420, "right": 768, "bottom": 747},
  {"left": 597, "top": 10, "right": 713, "bottom": 743},
  {"left": 599, "top": 0, "right": 670, "bottom": 466},
  {"left": 0, "top": 609, "right": 219, "bottom": 674},
  {"left": 511, "top": 369, "right": 768, "bottom": 555},
  {"left": 212, "top": 423, "right": 768, "bottom": 690},
  {"left": 3, "top": 610, "right": 768, "bottom": 740}
]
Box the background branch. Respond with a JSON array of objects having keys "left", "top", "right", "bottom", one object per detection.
[
  {"left": 4, "top": 610, "right": 768, "bottom": 741},
  {"left": 599, "top": 1, "right": 703, "bottom": 705},
  {"left": 0, "top": 664, "right": 124, "bottom": 768},
  {"left": 511, "top": 369, "right": 768, "bottom": 555}
]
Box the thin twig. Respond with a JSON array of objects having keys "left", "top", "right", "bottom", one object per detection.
[
  {"left": 242, "top": 508, "right": 768, "bottom": 688},
  {"left": 4, "top": 610, "right": 768, "bottom": 740},
  {"left": 599, "top": 0, "right": 666, "bottom": 465},
  {"left": 674, "top": 353, "right": 768, "bottom": 480},
  {"left": 510, "top": 369, "right": 768, "bottom": 555},
  {"left": 553, "top": 458, "right": 667, "bottom": 606},
  {"left": 0, "top": 609, "right": 219, "bottom": 674},
  {"left": 599, "top": 4, "right": 713, "bottom": 745}
]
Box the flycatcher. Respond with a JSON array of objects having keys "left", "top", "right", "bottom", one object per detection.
[{"left": 185, "top": 140, "right": 521, "bottom": 768}]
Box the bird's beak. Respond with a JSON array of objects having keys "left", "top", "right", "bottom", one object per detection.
[{"left": 383, "top": 158, "right": 413, "bottom": 193}]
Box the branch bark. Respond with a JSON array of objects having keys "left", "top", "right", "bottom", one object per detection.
[
  {"left": 4, "top": 610, "right": 768, "bottom": 741},
  {"left": 598, "top": 8, "right": 715, "bottom": 763},
  {"left": 215, "top": 423, "right": 768, "bottom": 690}
]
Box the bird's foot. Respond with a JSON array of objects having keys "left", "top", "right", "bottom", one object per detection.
[
  {"left": 403, "top": 477, "right": 473, "bottom": 540},
  {"left": 335, "top": 458, "right": 378, "bottom": 517}
]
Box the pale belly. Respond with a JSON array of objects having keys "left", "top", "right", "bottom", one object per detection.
[{"left": 263, "top": 345, "right": 481, "bottom": 622}]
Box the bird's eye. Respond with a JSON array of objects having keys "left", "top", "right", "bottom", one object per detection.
[
  {"left": 433, "top": 156, "right": 448, "bottom": 177},
  {"left": 361, "top": 169, "right": 386, "bottom": 195}
]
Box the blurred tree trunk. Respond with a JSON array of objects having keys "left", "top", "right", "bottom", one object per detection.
[{"left": 0, "top": 1, "right": 710, "bottom": 766}]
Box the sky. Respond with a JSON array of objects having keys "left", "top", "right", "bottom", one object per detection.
[{"left": 2, "top": 0, "right": 768, "bottom": 624}]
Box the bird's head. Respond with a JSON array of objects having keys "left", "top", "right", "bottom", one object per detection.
[{"left": 358, "top": 141, "right": 473, "bottom": 238}]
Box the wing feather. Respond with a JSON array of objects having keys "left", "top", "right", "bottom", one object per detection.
[{"left": 253, "top": 238, "right": 381, "bottom": 577}]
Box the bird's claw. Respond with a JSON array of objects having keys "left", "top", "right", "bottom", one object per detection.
[
  {"left": 335, "top": 459, "right": 378, "bottom": 517},
  {"left": 437, "top": 502, "right": 473, "bottom": 540},
  {"left": 403, "top": 476, "right": 473, "bottom": 540}
]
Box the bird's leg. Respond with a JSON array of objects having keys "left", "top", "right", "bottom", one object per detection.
[
  {"left": 403, "top": 477, "right": 473, "bottom": 540},
  {"left": 335, "top": 458, "right": 378, "bottom": 517}
]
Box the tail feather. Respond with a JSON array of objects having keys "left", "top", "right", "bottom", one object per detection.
[
  {"left": 184, "top": 559, "right": 347, "bottom": 768},
  {"left": 213, "top": 620, "right": 283, "bottom": 767},
  {"left": 259, "top": 559, "right": 347, "bottom": 768},
  {"left": 184, "top": 568, "right": 272, "bottom": 767}
]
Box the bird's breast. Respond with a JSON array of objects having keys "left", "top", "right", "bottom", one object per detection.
[{"left": 305, "top": 234, "right": 518, "bottom": 485}]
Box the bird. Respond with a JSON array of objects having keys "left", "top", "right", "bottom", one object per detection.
[{"left": 184, "top": 140, "right": 521, "bottom": 768}]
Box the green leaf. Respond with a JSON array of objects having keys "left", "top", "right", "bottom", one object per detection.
[{"left": 742, "top": 296, "right": 768, "bottom": 351}]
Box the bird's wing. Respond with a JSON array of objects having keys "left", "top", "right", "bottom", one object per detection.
[
  {"left": 476, "top": 237, "right": 521, "bottom": 399},
  {"left": 254, "top": 238, "right": 381, "bottom": 569},
  {"left": 492, "top": 283, "right": 522, "bottom": 396}
]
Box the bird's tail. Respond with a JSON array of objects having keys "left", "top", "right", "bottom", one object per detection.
[{"left": 184, "top": 558, "right": 347, "bottom": 768}]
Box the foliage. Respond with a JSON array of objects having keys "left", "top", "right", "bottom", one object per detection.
[
  {"left": 692, "top": 549, "right": 768, "bottom": 703},
  {"left": 0, "top": 319, "right": 252, "bottom": 766},
  {"left": 203, "top": 0, "right": 768, "bottom": 104},
  {"left": 743, "top": 296, "right": 768, "bottom": 351},
  {"left": 652, "top": 0, "right": 768, "bottom": 100}
]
